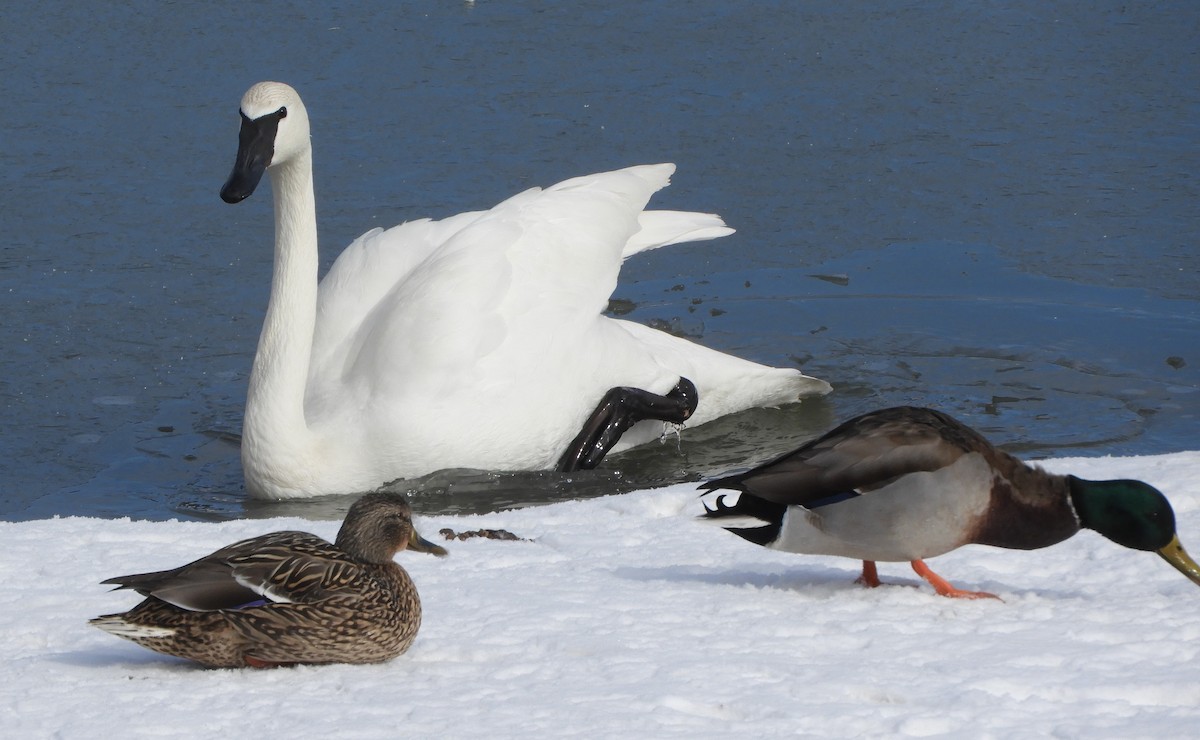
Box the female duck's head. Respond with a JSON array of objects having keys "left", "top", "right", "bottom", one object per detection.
[{"left": 335, "top": 491, "right": 449, "bottom": 564}]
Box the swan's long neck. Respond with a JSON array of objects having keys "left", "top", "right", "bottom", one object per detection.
[{"left": 242, "top": 148, "right": 319, "bottom": 490}]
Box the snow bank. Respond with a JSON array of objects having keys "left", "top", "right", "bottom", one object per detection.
[{"left": 2, "top": 452, "right": 1199, "bottom": 738}]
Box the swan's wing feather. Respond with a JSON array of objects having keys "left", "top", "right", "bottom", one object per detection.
[
  {"left": 606, "top": 319, "right": 829, "bottom": 427},
  {"left": 625, "top": 210, "right": 734, "bottom": 259},
  {"left": 500, "top": 164, "right": 735, "bottom": 316},
  {"left": 314, "top": 165, "right": 722, "bottom": 390},
  {"left": 311, "top": 210, "right": 487, "bottom": 365},
  {"left": 494, "top": 166, "right": 672, "bottom": 317},
  {"left": 304, "top": 165, "right": 748, "bottom": 435},
  {"left": 313, "top": 164, "right": 668, "bottom": 355}
]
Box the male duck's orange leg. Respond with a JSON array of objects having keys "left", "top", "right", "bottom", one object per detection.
[
  {"left": 856, "top": 560, "right": 881, "bottom": 588},
  {"left": 910, "top": 560, "right": 1000, "bottom": 600}
]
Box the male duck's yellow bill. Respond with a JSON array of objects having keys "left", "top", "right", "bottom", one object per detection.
[{"left": 1157, "top": 535, "right": 1200, "bottom": 586}]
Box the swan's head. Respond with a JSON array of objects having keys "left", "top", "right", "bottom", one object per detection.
[{"left": 220, "top": 81, "right": 311, "bottom": 204}]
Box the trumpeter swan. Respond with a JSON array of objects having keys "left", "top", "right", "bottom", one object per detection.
[{"left": 220, "top": 81, "right": 829, "bottom": 500}]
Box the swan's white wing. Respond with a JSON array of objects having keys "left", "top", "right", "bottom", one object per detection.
[
  {"left": 297, "top": 163, "right": 813, "bottom": 477},
  {"left": 310, "top": 164, "right": 716, "bottom": 402},
  {"left": 308, "top": 211, "right": 519, "bottom": 412},
  {"left": 495, "top": 164, "right": 678, "bottom": 318},
  {"left": 310, "top": 209, "right": 488, "bottom": 375},
  {"left": 600, "top": 318, "right": 832, "bottom": 451},
  {"left": 625, "top": 209, "right": 734, "bottom": 259}
]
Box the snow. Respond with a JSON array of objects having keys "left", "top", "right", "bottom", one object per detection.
[{"left": 3, "top": 452, "right": 1200, "bottom": 738}]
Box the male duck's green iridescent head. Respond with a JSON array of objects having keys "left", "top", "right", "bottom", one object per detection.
[{"left": 1068, "top": 476, "right": 1200, "bottom": 587}]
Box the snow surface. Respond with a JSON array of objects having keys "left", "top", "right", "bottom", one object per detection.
[{"left": 4, "top": 453, "right": 1200, "bottom": 738}]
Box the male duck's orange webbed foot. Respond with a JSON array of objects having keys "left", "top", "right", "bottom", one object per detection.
[
  {"left": 855, "top": 560, "right": 881, "bottom": 588},
  {"left": 910, "top": 559, "right": 1001, "bottom": 600}
]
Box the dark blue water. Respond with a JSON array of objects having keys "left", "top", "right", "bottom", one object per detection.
[{"left": 1, "top": 1, "right": 1196, "bottom": 521}]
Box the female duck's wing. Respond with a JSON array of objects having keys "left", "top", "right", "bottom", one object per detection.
[
  {"left": 702, "top": 407, "right": 977, "bottom": 507},
  {"left": 99, "top": 532, "right": 354, "bottom": 611},
  {"left": 101, "top": 559, "right": 261, "bottom": 612},
  {"left": 221, "top": 537, "right": 366, "bottom": 606}
]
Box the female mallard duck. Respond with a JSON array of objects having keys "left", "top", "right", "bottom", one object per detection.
[
  {"left": 701, "top": 406, "right": 1200, "bottom": 599},
  {"left": 90, "top": 491, "right": 447, "bottom": 667}
]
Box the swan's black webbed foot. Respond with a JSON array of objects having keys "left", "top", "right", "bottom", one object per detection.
[{"left": 556, "top": 377, "right": 698, "bottom": 472}]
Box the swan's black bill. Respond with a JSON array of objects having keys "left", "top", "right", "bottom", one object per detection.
[{"left": 220, "top": 109, "right": 285, "bottom": 204}]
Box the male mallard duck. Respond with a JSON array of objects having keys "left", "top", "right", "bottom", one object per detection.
[
  {"left": 90, "top": 491, "right": 447, "bottom": 667},
  {"left": 701, "top": 406, "right": 1200, "bottom": 599}
]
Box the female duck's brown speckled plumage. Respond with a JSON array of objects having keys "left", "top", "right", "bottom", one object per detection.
[
  {"left": 90, "top": 491, "right": 447, "bottom": 668},
  {"left": 702, "top": 406, "right": 1200, "bottom": 598}
]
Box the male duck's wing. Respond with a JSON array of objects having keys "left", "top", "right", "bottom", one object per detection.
[{"left": 702, "top": 407, "right": 974, "bottom": 507}]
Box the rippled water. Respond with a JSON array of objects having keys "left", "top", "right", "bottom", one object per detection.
[{"left": 1, "top": 2, "right": 1196, "bottom": 521}]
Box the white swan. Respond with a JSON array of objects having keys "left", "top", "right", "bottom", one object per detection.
[{"left": 220, "top": 81, "right": 830, "bottom": 500}]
